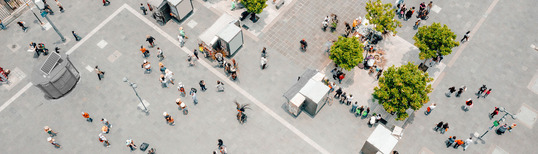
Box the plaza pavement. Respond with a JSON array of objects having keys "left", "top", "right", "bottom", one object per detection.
[{"left": 1, "top": 0, "right": 537, "bottom": 153}]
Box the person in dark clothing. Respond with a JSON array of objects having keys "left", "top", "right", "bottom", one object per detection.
[
  {"left": 442, "top": 123, "right": 449, "bottom": 134},
  {"left": 17, "top": 21, "right": 28, "bottom": 32},
  {"left": 405, "top": 7, "right": 415, "bottom": 20},
  {"left": 334, "top": 88, "right": 342, "bottom": 98},
  {"left": 300, "top": 39, "right": 308, "bottom": 51},
  {"left": 446, "top": 136, "right": 456, "bottom": 148},
  {"left": 146, "top": 35, "right": 156, "bottom": 47},
  {"left": 72, "top": 31, "right": 81, "bottom": 41},
  {"left": 435, "top": 121, "right": 443, "bottom": 131}
]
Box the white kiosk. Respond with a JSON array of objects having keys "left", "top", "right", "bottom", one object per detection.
[{"left": 284, "top": 69, "right": 330, "bottom": 117}]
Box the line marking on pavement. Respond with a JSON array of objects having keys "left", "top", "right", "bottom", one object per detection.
[
  {"left": 124, "top": 4, "right": 330, "bottom": 154},
  {"left": 0, "top": 83, "right": 33, "bottom": 113},
  {"left": 447, "top": 0, "right": 500, "bottom": 67},
  {"left": 85, "top": 65, "right": 94, "bottom": 72},
  {"left": 431, "top": 71, "right": 445, "bottom": 89},
  {"left": 66, "top": 4, "right": 127, "bottom": 55}
]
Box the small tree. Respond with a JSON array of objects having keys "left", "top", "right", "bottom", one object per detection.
[
  {"left": 414, "top": 22, "right": 459, "bottom": 62},
  {"left": 242, "top": 0, "right": 268, "bottom": 14},
  {"left": 373, "top": 62, "right": 433, "bottom": 121},
  {"left": 365, "top": 0, "right": 401, "bottom": 35},
  {"left": 329, "top": 36, "right": 365, "bottom": 71}
]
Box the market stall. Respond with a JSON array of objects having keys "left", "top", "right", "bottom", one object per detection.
[
  {"left": 199, "top": 13, "right": 244, "bottom": 58},
  {"left": 360, "top": 126, "right": 399, "bottom": 154},
  {"left": 167, "top": 0, "right": 193, "bottom": 21},
  {"left": 284, "top": 69, "right": 330, "bottom": 117}
]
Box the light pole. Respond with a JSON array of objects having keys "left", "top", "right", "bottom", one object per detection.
[
  {"left": 24, "top": 1, "right": 43, "bottom": 25},
  {"left": 33, "top": 0, "right": 66, "bottom": 42},
  {"left": 123, "top": 77, "right": 149, "bottom": 113},
  {"left": 478, "top": 107, "right": 516, "bottom": 139}
]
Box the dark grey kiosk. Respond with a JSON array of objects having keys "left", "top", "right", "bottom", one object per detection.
[{"left": 32, "top": 52, "right": 80, "bottom": 99}]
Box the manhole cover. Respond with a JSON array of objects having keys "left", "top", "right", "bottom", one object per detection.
[{"left": 12, "top": 44, "right": 17, "bottom": 48}]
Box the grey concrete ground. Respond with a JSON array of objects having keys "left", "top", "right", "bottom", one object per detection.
[{"left": 0, "top": 0, "right": 537, "bottom": 153}]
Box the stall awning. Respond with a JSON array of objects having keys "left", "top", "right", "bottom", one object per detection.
[{"left": 299, "top": 79, "right": 330, "bottom": 103}]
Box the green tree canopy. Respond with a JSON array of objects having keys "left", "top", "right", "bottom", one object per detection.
[
  {"left": 373, "top": 62, "right": 433, "bottom": 120},
  {"left": 329, "top": 36, "right": 365, "bottom": 71},
  {"left": 413, "top": 22, "right": 459, "bottom": 60},
  {"left": 242, "top": 0, "right": 268, "bottom": 14},
  {"left": 365, "top": 0, "right": 401, "bottom": 35}
]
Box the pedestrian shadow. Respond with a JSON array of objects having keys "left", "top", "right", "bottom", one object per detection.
[{"left": 461, "top": 105, "right": 469, "bottom": 112}]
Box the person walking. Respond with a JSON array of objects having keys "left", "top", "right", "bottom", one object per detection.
[
  {"left": 17, "top": 21, "right": 28, "bottom": 32},
  {"left": 199, "top": 80, "right": 207, "bottom": 91},
  {"left": 142, "top": 60, "right": 151, "bottom": 73},
  {"left": 44, "top": 126, "right": 58, "bottom": 137},
  {"left": 490, "top": 107, "right": 500, "bottom": 119},
  {"left": 507, "top": 123, "right": 517, "bottom": 132},
  {"left": 446, "top": 136, "right": 456, "bottom": 148},
  {"left": 483, "top": 89, "right": 492, "bottom": 98},
  {"left": 463, "top": 137, "right": 472, "bottom": 151},
  {"left": 157, "top": 47, "right": 164, "bottom": 61},
  {"left": 399, "top": 4, "right": 406, "bottom": 18},
  {"left": 159, "top": 62, "right": 166, "bottom": 74},
  {"left": 441, "top": 123, "right": 449, "bottom": 134},
  {"left": 101, "top": 125, "right": 109, "bottom": 134},
  {"left": 405, "top": 7, "right": 414, "bottom": 20},
  {"left": 300, "top": 39, "right": 308, "bottom": 51},
  {"left": 55, "top": 0, "right": 64, "bottom": 13},
  {"left": 456, "top": 86, "right": 466, "bottom": 97},
  {"left": 376, "top": 69, "right": 383, "bottom": 80},
  {"left": 464, "top": 98, "right": 473, "bottom": 111},
  {"left": 82, "top": 112, "right": 93, "bottom": 122},
  {"left": 102, "top": 0, "right": 110, "bottom": 6},
  {"left": 140, "top": 3, "right": 147, "bottom": 15},
  {"left": 216, "top": 80, "right": 224, "bottom": 92},
  {"left": 477, "top": 85, "right": 487, "bottom": 96},
  {"left": 72, "top": 31, "right": 81, "bottom": 41},
  {"left": 217, "top": 139, "right": 227, "bottom": 154},
  {"left": 0, "top": 19, "right": 6, "bottom": 30},
  {"left": 461, "top": 31, "right": 470, "bottom": 42},
  {"left": 193, "top": 49, "right": 199, "bottom": 59},
  {"left": 453, "top": 139, "right": 464, "bottom": 148},
  {"left": 164, "top": 69, "right": 175, "bottom": 85},
  {"left": 179, "top": 27, "right": 188, "bottom": 39},
  {"left": 261, "top": 56, "right": 268, "bottom": 69},
  {"left": 140, "top": 46, "right": 149, "bottom": 58},
  {"left": 190, "top": 88, "right": 198, "bottom": 104},
  {"left": 426, "top": 103, "right": 436, "bottom": 115},
  {"left": 47, "top": 137, "right": 61, "bottom": 148},
  {"left": 99, "top": 133, "right": 110, "bottom": 147},
  {"left": 126, "top": 139, "right": 137, "bottom": 150},
  {"left": 146, "top": 35, "right": 156, "bottom": 47},
  {"left": 95, "top": 66, "right": 105, "bottom": 80},
  {"left": 434, "top": 121, "right": 443, "bottom": 131},
  {"left": 177, "top": 82, "right": 186, "bottom": 95},
  {"left": 231, "top": 0, "right": 236, "bottom": 11},
  {"left": 163, "top": 112, "right": 175, "bottom": 125},
  {"left": 159, "top": 74, "right": 168, "bottom": 88},
  {"left": 427, "top": 1, "right": 433, "bottom": 12},
  {"left": 101, "top": 118, "right": 111, "bottom": 128},
  {"left": 187, "top": 55, "right": 196, "bottom": 66}
]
